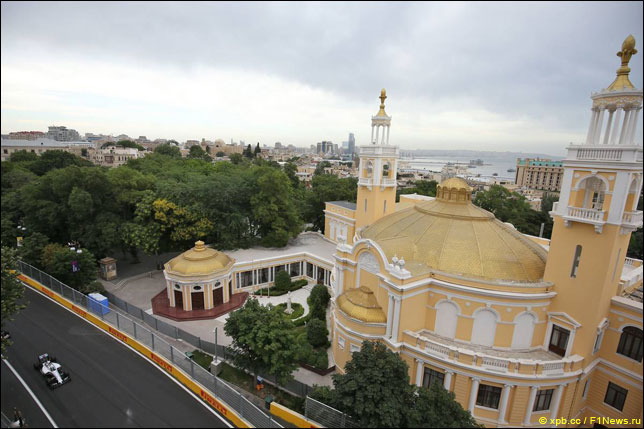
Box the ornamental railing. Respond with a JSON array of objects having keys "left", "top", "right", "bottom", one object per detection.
[
  {"left": 622, "top": 210, "right": 643, "bottom": 227},
  {"left": 566, "top": 206, "right": 606, "bottom": 222}
]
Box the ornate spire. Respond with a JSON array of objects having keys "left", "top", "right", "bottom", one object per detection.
[
  {"left": 376, "top": 88, "right": 388, "bottom": 117},
  {"left": 607, "top": 35, "right": 637, "bottom": 91}
]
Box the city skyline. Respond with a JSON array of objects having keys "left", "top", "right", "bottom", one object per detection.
[{"left": 1, "top": 2, "right": 642, "bottom": 156}]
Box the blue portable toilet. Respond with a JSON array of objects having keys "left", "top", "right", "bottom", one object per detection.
[{"left": 88, "top": 292, "right": 110, "bottom": 316}]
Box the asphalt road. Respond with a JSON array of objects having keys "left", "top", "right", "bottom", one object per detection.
[{"left": 1, "top": 287, "right": 232, "bottom": 428}]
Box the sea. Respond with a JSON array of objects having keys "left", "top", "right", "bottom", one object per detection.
[{"left": 402, "top": 156, "right": 519, "bottom": 182}]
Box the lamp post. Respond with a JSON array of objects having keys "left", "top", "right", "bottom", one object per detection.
[
  {"left": 16, "top": 225, "right": 26, "bottom": 247},
  {"left": 213, "top": 326, "right": 218, "bottom": 363}
]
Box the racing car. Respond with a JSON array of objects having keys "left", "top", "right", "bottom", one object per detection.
[{"left": 34, "top": 353, "right": 71, "bottom": 389}]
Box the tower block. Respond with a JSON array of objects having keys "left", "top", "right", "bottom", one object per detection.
[
  {"left": 354, "top": 89, "right": 400, "bottom": 233},
  {"left": 545, "top": 35, "right": 643, "bottom": 358}
]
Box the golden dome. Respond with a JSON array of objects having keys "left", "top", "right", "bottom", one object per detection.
[
  {"left": 337, "top": 286, "right": 386, "bottom": 323},
  {"left": 360, "top": 185, "right": 547, "bottom": 283},
  {"left": 607, "top": 35, "right": 637, "bottom": 91},
  {"left": 165, "top": 241, "right": 234, "bottom": 277}
]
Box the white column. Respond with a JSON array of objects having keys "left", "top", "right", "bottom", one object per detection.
[
  {"left": 371, "top": 125, "right": 375, "bottom": 144},
  {"left": 585, "top": 109, "right": 598, "bottom": 144},
  {"left": 626, "top": 107, "right": 641, "bottom": 145},
  {"left": 524, "top": 386, "right": 539, "bottom": 425},
  {"left": 550, "top": 384, "right": 565, "bottom": 421},
  {"left": 375, "top": 125, "right": 380, "bottom": 145},
  {"left": 593, "top": 108, "right": 605, "bottom": 145},
  {"left": 602, "top": 109, "right": 615, "bottom": 144},
  {"left": 619, "top": 109, "right": 632, "bottom": 144},
  {"left": 468, "top": 378, "right": 480, "bottom": 413},
  {"left": 609, "top": 108, "right": 623, "bottom": 145},
  {"left": 386, "top": 294, "right": 394, "bottom": 338},
  {"left": 415, "top": 359, "right": 424, "bottom": 387},
  {"left": 386, "top": 125, "right": 390, "bottom": 145},
  {"left": 498, "top": 384, "right": 513, "bottom": 424},
  {"left": 443, "top": 371, "right": 453, "bottom": 391},
  {"left": 391, "top": 296, "right": 402, "bottom": 343}
]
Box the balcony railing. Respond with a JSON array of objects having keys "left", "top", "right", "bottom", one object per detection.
[
  {"left": 576, "top": 147, "right": 623, "bottom": 161},
  {"left": 567, "top": 206, "right": 605, "bottom": 222},
  {"left": 404, "top": 331, "right": 583, "bottom": 377},
  {"left": 622, "top": 211, "right": 643, "bottom": 228}
]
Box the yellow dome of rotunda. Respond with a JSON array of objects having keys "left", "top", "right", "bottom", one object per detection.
[
  {"left": 165, "top": 241, "right": 234, "bottom": 276},
  {"left": 337, "top": 286, "right": 387, "bottom": 323}
]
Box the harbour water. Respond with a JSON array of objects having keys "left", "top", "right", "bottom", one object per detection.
[{"left": 403, "top": 156, "right": 518, "bottom": 181}]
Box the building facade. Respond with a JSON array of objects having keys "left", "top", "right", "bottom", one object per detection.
[
  {"left": 46, "top": 125, "right": 81, "bottom": 141},
  {"left": 328, "top": 36, "right": 643, "bottom": 428},
  {"left": 515, "top": 158, "right": 564, "bottom": 192}
]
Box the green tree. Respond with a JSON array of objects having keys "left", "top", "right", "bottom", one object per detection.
[
  {"left": 188, "top": 145, "right": 212, "bottom": 162},
  {"left": 313, "top": 341, "right": 412, "bottom": 428},
  {"left": 9, "top": 150, "right": 38, "bottom": 163},
  {"left": 154, "top": 143, "right": 182, "bottom": 158},
  {"left": 314, "top": 161, "right": 332, "bottom": 176},
  {"left": 405, "top": 382, "right": 480, "bottom": 428},
  {"left": 216, "top": 151, "right": 225, "bottom": 157},
  {"left": 40, "top": 243, "right": 98, "bottom": 292},
  {"left": 306, "top": 318, "right": 329, "bottom": 348},
  {"left": 28, "top": 150, "right": 93, "bottom": 176},
  {"left": 1, "top": 247, "right": 26, "bottom": 355},
  {"left": 283, "top": 162, "right": 300, "bottom": 190},
  {"left": 230, "top": 153, "right": 243, "bottom": 164},
  {"left": 274, "top": 270, "right": 292, "bottom": 291},
  {"left": 254, "top": 143, "right": 261, "bottom": 157},
  {"left": 243, "top": 144, "right": 253, "bottom": 159},
  {"left": 17, "top": 232, "right": 50, "bottom": 267},
  {"left": 251, "top": 168, "right": 302, "bottom": 247},
  {"left": 224, "top": 298, "right": 300, "bottom": 383},
  {"left": 309, "top": 283, "right": 330, "bottom": 321},
  {"left": 304, "top": 175, "right": 357, "bottom": 232}
]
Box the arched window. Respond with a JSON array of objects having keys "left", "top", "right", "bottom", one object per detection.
[
  {"left": 471, "top": 309, "right": 497, "bottom": 347},
  {"left": 434, "top": 301, "right": 458, "bottom": 339},
  {"left": 511, "top": 313, "right": 536, "bottom": 349},
  {"left": 383, "top": 162, "right": 391, "bottom": 178},
  {"left": 617, "top": 327, "right": 643, "bottom": 362},
  {"left": 581, "top": 176, "right": 606, "bottom": 210}
]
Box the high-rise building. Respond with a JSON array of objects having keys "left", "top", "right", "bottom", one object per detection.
[
  {"left": 515, "top": 158, "right": 564, "bottom": 191},
  {"left": 348, "top": 132, "right": 355, "bottom": 156},
  {"left": 47, "top": 126, "right": 80, "bottom": 141}
]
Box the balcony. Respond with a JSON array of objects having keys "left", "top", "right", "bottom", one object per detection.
[
  {"left": 561, "top": 206, "right": 606, "bottom": 233},
  {"left": 622, "top": 210, "right": 643, "bottom": 231},
  {"left": 566, "top": 144, "right": 643, "bottom": 163},
  {"left": 403, "top": 330, "right": 583, "bottom": 377}
]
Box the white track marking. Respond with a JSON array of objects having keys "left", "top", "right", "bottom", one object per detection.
[
  {"left": 26, "top": 285, "right": 234, "bottom": 428},
  {"left": 2, "top": 358, "right": 59, "bottom": 428}
]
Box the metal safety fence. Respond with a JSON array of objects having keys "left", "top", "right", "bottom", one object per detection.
[
  {"left": 17, "top": 261, "right": 281, "bottom": 429},
  {"left": 304, "top": 396, "right": 359, "bottom": 428}
]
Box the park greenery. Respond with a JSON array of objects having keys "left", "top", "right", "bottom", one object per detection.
[
  {"left": 311, "top": 341, "right": 479, "bottom": 428},
  {"left": 1, "top": 247, "right": 25, "bottom": 355}
]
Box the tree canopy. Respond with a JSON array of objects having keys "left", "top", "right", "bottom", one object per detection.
[
  {"left": 1, "top": 247, "right": 25, "bottom": 354},
  {"left": 311, "top": 341, "right": 478, "bottom": 428},
  {"left": 224, "top": 298, "right": 300, "bottom": 383}
]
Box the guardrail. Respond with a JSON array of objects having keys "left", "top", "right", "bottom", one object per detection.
[{"left": 16, "top": 261, "right": 280, "bottom": 429}]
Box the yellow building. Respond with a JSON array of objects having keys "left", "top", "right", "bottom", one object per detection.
[{"left": 328, "top": 36, "right": 643, "bottom": 427}]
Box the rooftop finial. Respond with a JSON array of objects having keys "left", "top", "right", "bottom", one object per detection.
[
  {"left": 608, "top": 35, "right": 637, "bottom": 91},
  {"left": 376, "top": 88, "right": 388, "bottom": 116}
]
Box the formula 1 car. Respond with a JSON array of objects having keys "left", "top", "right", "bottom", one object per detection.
[{"left": 34, "top": 353, "right": 71, "bottom": 389}]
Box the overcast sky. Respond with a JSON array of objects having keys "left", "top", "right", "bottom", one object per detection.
[{"left": 1, "top": 2, "right": 642, "bottom": 156}]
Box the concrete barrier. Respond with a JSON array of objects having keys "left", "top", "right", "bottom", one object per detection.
[{"left": 270, "top": 402, "right": 321, "bottom": 428}]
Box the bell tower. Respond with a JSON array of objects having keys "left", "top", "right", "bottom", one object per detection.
[
  {"left": 544, "top": 36, "right": 643, "bottom": 358},
  {"left": 354, "top": 89, "right": 399, "bottom": 232}
]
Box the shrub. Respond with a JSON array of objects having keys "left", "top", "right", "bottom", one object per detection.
[
  {"left": 276, "top": 302, "right": 305, "bottom": 319},
  {"left": 309, "top": 284, "right": 330, "bottom": 310},
  {"left": 315, "top": 349, "right": 329, "bottom": 369},
  {"left": 274, "top": 270, "right": 292, "bottom": 291},
  {"left": 307, "top": 318, "right": 329, "bottom": 348}
]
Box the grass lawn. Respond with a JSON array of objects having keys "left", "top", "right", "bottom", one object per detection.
[
  {"left": 192, "top": 349, "right": 213, "bottom": 370},
  {"left": 218, "top": 362, "right": 305, "bottom": 413}
]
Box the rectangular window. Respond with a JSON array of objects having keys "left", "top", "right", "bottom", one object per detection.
[
  {"left": 307, "top": 262, "right": 314, "bottom": 278},
  {"left": 350, "top": 344, "right": 360, "bottom": 353},
  {"left": 612, "top": 249, "right": 622, "bottom": 282},
  {"left": 384, "top": 200, "right": 387, "bottom": 214},
  {"left": 570, "top": 245, "right": 582, "bottom": 278},
  {"left": 604, "top": 382, "right": 628, "bottom": 411},
  {"left": 617, "top": 327, "right": 643, "bottom": 362},
  {"left": 364, "top": 199, "right": 367, "bottom": 212},
  {"left": 593, "top": 330, "right": 604, "bottom": 354},
  {"left": 422, "top": 368, "right": 444, "bottom": 389},
  {"left": 338, "top": 336, "right": 345, "bottom": 349},
  {"left": 476, "top": 384, "right": 502, "bottom": 409},
  {"left": 533, "top": 389, "right": 554, "bottom": 412},
  {"left": 549, "top": 325, "right": 570, "bottom": 357}
]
